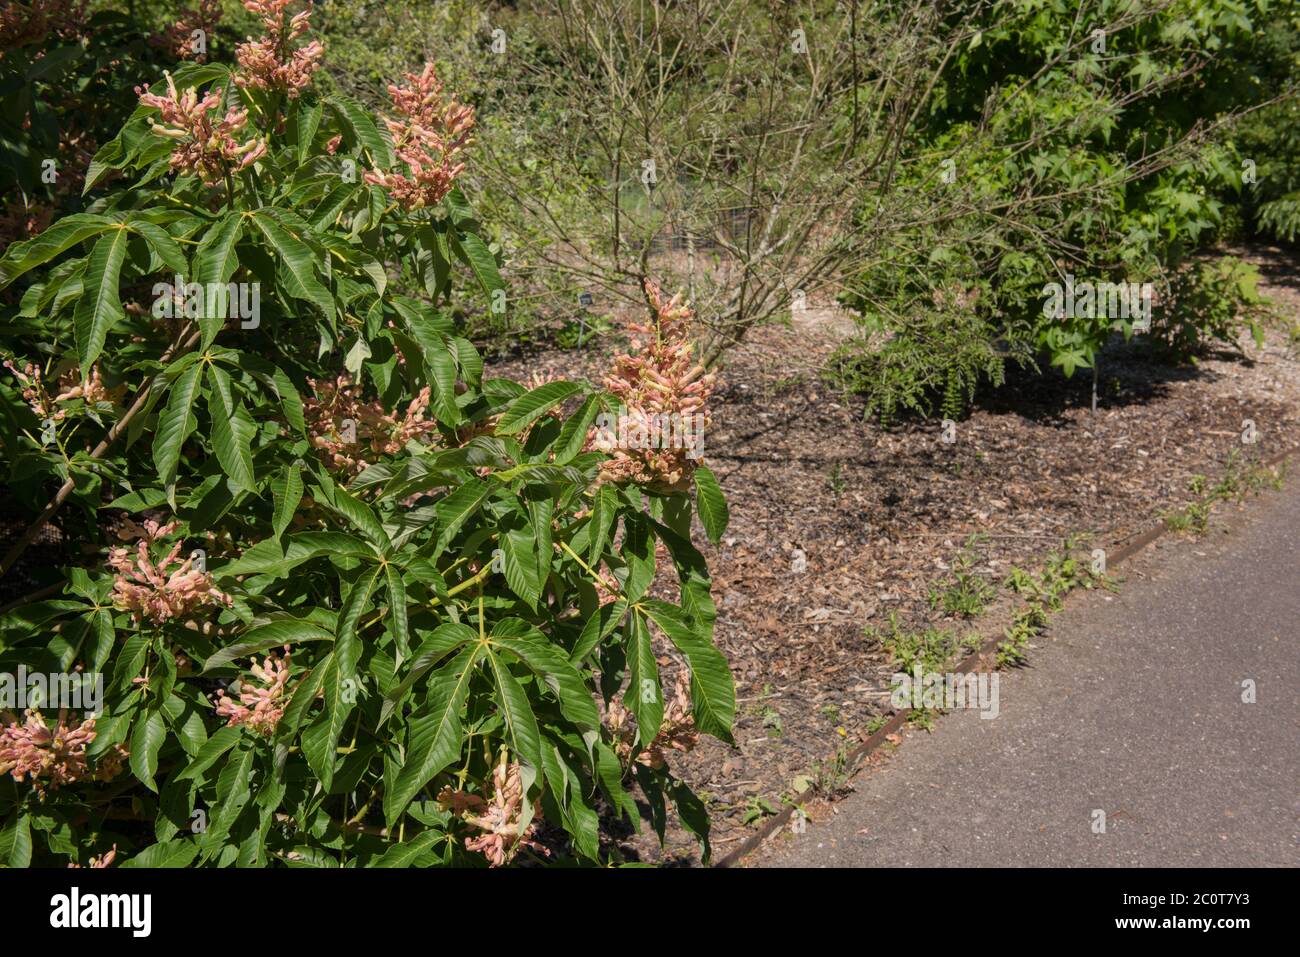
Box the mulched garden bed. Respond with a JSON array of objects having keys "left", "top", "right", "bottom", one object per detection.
[{"left": 490, "top": 242, "right": 1300, "bottom": 865}]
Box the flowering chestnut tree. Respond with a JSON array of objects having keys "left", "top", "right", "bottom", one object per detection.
[{"left": 0, "top": 0, "right": 733, "bottom": 867}]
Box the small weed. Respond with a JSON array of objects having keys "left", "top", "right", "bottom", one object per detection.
[
  {"left": 928, "top": 535, "right": 995, "bottom": 618},
  {"left": 827, "top": 462, "right": 846, "bottom": 497},
  {"left": 761, "top": 706, "right": 784, "bottom": 738},
  {"left": 741, "top": 795, "right": 780, "bottom": 826},
  {"left": 810, "top": 741, "right": 854, "bottom": 796}
]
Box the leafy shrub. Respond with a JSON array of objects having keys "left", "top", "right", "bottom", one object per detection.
[
  {"left": 0, "top": 2, "right": 734, "bottom": 868},
  {"left": 1149, "top": 257, "right": 1271, "bottom": 360},
  {"left": 835, "top": 0, "right": 1292, "bottom": 418}
]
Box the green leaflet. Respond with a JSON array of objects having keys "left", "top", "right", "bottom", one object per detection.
[
  {"left": 207, "top": 365, "right": 258, "bottom": 492},
  {"left": 152, "top": 360, "right": 203, "bottom": 489},
  {"left": 73, "top": 227, "right": 130, "bottom": 373},
  {"left": 693, "top": 465, "right": 730, "bottom": 544},
  {"left": 495, "top": 381, "right": 585, "bottom": 435},
  {"left": 193, "top": 213, "right": 244, "bottom": 349},
  {"left": 249, "top": 209, "right": 334, "bottom": 317},
  {"left": 385, "top": 644, "right": 482, "bottom": 826},
  {"left": 642, "top": 599, "right": 736, "bottom": 742},
  {"left": 128, "top": 708, "right": 166, "bottom": 793},
  {"left": 0, "top": 213, "right": 116, "bottom": 288},
  {"left": 625, "top": 612, "right": 663, "bottom": 749}
]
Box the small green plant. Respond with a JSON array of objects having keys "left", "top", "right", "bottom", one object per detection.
[
  {"left": 555, "top": 311, "right": 614, "bottom": 350},
  {"left": 809, "top": 740, "right": 855, "bottom": 797},
  {"left": 826, "top": 462, "right": 846, "bottom": 497},
  {"left": 997, "top": 605, "right": 1047, "bottom": 668},
  {"left": 927, "top": 535, "right": 995, "bottom": 618},
  {"left": 1162, "top": 455, "right": 1284, "bottom": 536},
  {"left": 741, "top": 795, "right": 780, "bottom": 826},
  {"left": 761, "top": 706, "right": 784, "bottom": 739},
  {"left": 870, "top": 613, "right": 966, "bottom": 675}
]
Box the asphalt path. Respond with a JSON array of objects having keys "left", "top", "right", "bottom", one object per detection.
[{"left": 760, "top": 480, "right": 1300, "bottom": 867}]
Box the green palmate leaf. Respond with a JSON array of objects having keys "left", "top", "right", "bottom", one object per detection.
[
  {"left": 249, "top": 210, "right": 334, "bottom": 317},
  {"left": 495, "top": 381, "right": 585, "bottom": 435},
  {"left": 385, "top": 644, "right": 482, "bottom": 826},
  {"left": 203, "top": 619, "right": 334, "bottom": 673},
  {"left": 0, "top": 213, "right": 116, "bottom": 288},
  {"left": 693, "top": 465, "right": 729, "bottom": 544},
  {"left": 129, "top": 708, "right": 166, "bottom": 793},
  {"left": 625, "top": 612, "right": 663, "bottom": 748},
  {"left": 152, "top": 360, "right": 204, "bottom": 489},
  {"left": 207, "top": 365, "right": 258, "bottom": 492},
  {"left": 271, "top": 460, "right": 303, "bottom": 539},
  {"left": 642, "top": 600, "right": 736, "bottom": 741},
  {"left": 73, "top": 226, "right": 130, "bottom": 373},
  {"left": 193, "top": 213, "right": 244, "bottom": 349}
]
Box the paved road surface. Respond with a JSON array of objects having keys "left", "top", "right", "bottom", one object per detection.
[{"left": 760, "top": 481, "right": 1300, "bottom": 867}]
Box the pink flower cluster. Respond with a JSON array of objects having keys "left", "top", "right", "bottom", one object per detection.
[
  {"left": 137, "top": 73, "right": 267, "bottom": 185},
  {"left": 303, "top": 373, "right": 439, "bottom": 477},
  {"left": 151, "top": 0, "right": 223, "bottom": 62},
  {"left": 438, "top": 753, "right": 549, "bottom": 867},
  {"left": 68, "top": 845, "right": 118, "bottom": 868},
  {"left": 607, "top": 669, "right": 699, "bottom": 770},
  {"left": 365, "top": 63, "right": 475, "bottom": 210},
  {"left": 591, "top": 279, "right": 715, "bottom": 491},
  {"left": 3, "top": 359, "right": 58, "bottom": 420},
  {"left": 107, "top": 518, "right": 233, "bottom": 625},
  {"left": 3, "top": 360, "right": 112, "bottom": 421},
  {"left": 214, "top": 646, "right": 291, "bottom": 735},
  {"left": 234, "top": 0, "right": 324, "bottom": 99},
  {"left": 0, "top": 710, "right": 127, "bottom": 795}
]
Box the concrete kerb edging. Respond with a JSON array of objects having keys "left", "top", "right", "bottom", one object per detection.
[{"left": 712, "top": 447, "right": 1294, "bottom": 868}]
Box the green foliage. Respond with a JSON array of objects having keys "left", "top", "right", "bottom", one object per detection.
[
  {"left": 0, "top": 19, "right": 733, "bottom": 868},
  {"left": 926, "top": 536, "right": 996, "bottom": 619},
  {"left": 835, "top": 0, "right": 1295, "bottom": 418},
  {"left": 1150, "top": 257, "right": 1272, "bottom": 361}
]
